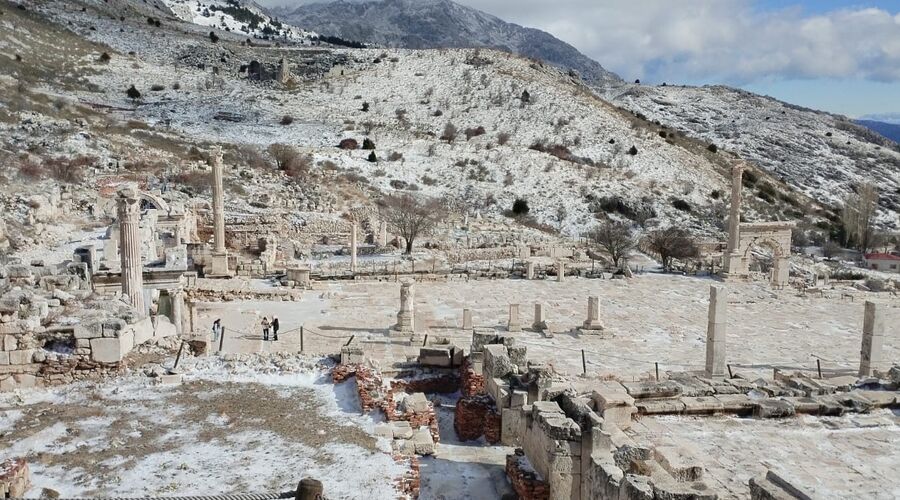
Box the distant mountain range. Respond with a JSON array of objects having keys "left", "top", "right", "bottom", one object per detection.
[
  {"left": 271, "top": 0, "right": 623, "bottom": 86},
  {"left": 856, "top": 119, "right": 900, "bottom": 144}
]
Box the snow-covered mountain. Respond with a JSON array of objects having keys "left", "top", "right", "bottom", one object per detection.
[
  {"left": 162, "top": 0, "right": 317, "bottom": 41},
  {"left": 273, "top": 0, "right": 622, "bottom": 86}
]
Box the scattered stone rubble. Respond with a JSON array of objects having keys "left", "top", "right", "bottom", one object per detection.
[
  {"left": 0, "top": 459, "right": 31, "bottom": 498},
  {"left": 0, "top": 261, "right": 177, "bottom": 391}
]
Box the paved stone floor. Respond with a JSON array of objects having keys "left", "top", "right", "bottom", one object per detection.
[
  {"left": 633, "top": 411, "right": 900, "bottom": 499},
  {"left": 197, "top": 274, "right": 899, "bottom": 379}
]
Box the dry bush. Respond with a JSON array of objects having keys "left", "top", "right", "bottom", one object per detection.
[
  {"left": 497, "top": 132, "right": 511, "bottom": 145},
  {"left": 235, "top": 145, "right": 270, "bottom": 170},
  {"left": 465, "top": 126, "right": 486, "bottom": 141},
  {"left": 172, "top": 170, "right": 211, "bottom": 194},
  {"left": 18, "top": 158, "right": 43, "bottom": 179},
  {"left": 388, "top": 151, "right": 404, "bottom": 162},
  {"left": 441, "top": 122, "right": 458, "bottom": 143},
  {"left": 44, "top": 155, "right": 94, "bottom": 183}
]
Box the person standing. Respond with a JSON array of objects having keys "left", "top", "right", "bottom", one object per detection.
[
  {"left": 272, "top": 316, "right": 280, "bottom": 341},
  {"left": 261, "top": 316, "right": 271, "bottom": 341}
]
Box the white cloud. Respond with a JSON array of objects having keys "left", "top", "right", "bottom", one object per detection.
[
  {"left": 261, "top": 0, "right": 900, "bottom": 84},
  {"left": 463, "top": 0, "right": 900, "bottom": 84}
]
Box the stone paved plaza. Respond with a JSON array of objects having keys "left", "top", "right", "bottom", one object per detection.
[{"left": 198, "top": 274, "right": 899, "bottom": 380}]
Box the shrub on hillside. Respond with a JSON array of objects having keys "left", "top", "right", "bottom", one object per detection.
[
  {"left": 280, "top": 115, "right": 294, "bottom": 125},
  {"left": 338, "top": 138, "right": 359, "bottom": 150},
  {"left": 441, "top": 122, "right": 458, "bottom": 143},
  {"left": 511, "top": 198, "right": 529, "bottom": 216},
  {"left": 671, "top": 198, "right": 691, "bottom": 212},
  {"left": 465, "top": 126, "right": 486, "bottom": 141},
  {"left": 362, "top": 138, "right": 376, "bottom": 150}
]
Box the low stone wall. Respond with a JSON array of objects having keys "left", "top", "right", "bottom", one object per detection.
[
  {"left": 1, "top": 316, "right": 175, "bottom": 391},
  {"left": 460, "top": 357, "right": 485, "bottom": 396}
]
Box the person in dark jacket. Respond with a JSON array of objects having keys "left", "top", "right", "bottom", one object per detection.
[{"left": 271, "top": 316, "right": 279, "bottom": 341}]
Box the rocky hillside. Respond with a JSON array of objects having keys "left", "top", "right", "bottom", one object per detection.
[
  {"left": 605, "top": 83, "right": 900, "bottom": 228},
  {"left": 273, "top": 0, "right": 622, "bottom": 86},
  {"left": 0, "top": 0, "right": 849, "bottom": 259}
]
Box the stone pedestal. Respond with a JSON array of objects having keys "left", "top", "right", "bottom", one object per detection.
[
  {"left": 580, "top": 296, "right": 603, "bottom": 333},
  {"left": 532, "top": 303, "right": 547, "bottom": 332},
  {"left": 379, "top": 221, "right": 389, "bottom": 247},
  {"left": 208, "top": 252, "right": 230, "bottom": 278},
  {"left": 705, "top": 285, "right": 727, "bottom": 379},
  {"left": 526, "top": 260, "right": 535, "bottom": 280},
  {"left": 393, "top": 279, "right": 415, "bottom": 334},
  {"left": 462, "top": 308, "right": 473, "bottom": 330},
  {"left": 117, "top": 187, "right": 146, "bottom": 315},
  {"left": 556, "top": 260, "right": 565, "bottom": 282},
  {"left": 507, "top": 304, "right": 522, "bottom": 332},
  {"left": 858, "top": 301, "right": 884, "bottom": 377},
  {"left": 287, "top": 267, "right": 311, "bottom": 289}
]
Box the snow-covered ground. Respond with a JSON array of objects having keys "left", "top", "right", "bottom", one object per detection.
[{"left": 0, "top": 357, "right": 407, "bottom": 498}]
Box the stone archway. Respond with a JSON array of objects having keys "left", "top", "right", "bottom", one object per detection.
[
  {"left": 139, "top": 192, "right": 169, "bottom": 213},
  {"left": 741, "top": 235, "right": 790, "bottom": 287}
]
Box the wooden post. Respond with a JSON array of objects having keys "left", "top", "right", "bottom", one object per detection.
[
  {"left": 300, "top": 326, "right": 304, "bottom": 353},
  {"left": 817, "top": 359, "right": 822, "bottom": 379},
  {"left": 422, "top": 334, "right": 428, "bottom": 347},
  {"left": 172, "top": 341, "right": 186, "bottom": 371},
  {"left": 727, "top": 364, "right": 733, "bottom": 378},
  {"left": 344, "top": 335, "right": 355, "bottom": 346},
  {"left": 218, "top": 327, "right": 226, "bottom": 353},
  {"left": 655, "top": 362, "right": 659, "bottom": 381},
  {"left": 581, "top": 349, "right": 587, "bottom": 375}
]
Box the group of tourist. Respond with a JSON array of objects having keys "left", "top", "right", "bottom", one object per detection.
[
  {"left": 261, "top": 316, "right": 279, "bottom": 341},
  {"left": 210, "top": 316, "right": 280, "bottom": 342}
]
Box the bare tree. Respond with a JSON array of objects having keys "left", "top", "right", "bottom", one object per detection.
[
  {"left": 642, "top": 227, "right": 699, "bottom": 272},
  {"left": 587, "top": 221, "right": 636, "bottom": 269},
  {"left": 841, "top": 182, "right": 878, "bottom": 253},
  {"left": 554, "top": 205, "right": 567, "bottom": 231},
  {"left": 267, "top": 144, "right": 310, "bottom": 179},
  {"left": 379, "top": 194, "right": 444, "bottom": 254}
]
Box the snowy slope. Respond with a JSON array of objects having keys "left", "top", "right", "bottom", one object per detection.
[
  {"left": 605, "top": 83, "right": 900, "bottom": 228},
  {"left": 162, "top": 0, "right": 317, "bottom": 41}
]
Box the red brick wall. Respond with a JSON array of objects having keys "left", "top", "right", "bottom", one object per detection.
[
  {"left": 460, "top": 358, "right": 485, "bottom": 396},
  {"left": 454, "top": 395, "right": 501, "bottom": 444},
  {"left": 506, "top": 452, "right": 549, "bottom": 500}
]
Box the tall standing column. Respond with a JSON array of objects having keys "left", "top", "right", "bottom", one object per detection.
[
  {"left": 722, "top": 164, "right": 744, "bottom": 277},
  {"left": 212, "top": 148, "right": 226, "bottom": 254},
  {"left": 209, "top": 148, "right": 231, "bottom": 277},
  {"left": 117, "top": 187, "right": 146, "bottom": 315},
  {"left": 350, "top": 220, "right": 358, "bottom": 273},
  {"left": 581, "top": 296, "right": 604, "bottom": 332},
  {"left": 858, "top": 301, "right": 884, "bottom": 377},
  {"left": 705, "top": 285, "right": 727, "bottom": 378},
  {"left": 379, "top": 221, "right": 388, "bottom": 247}
]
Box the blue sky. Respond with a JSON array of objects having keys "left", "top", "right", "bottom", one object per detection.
[{"left": 265, "top": 0, "right": 900, "bottom": 118}]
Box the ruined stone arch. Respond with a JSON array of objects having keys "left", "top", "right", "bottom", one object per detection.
[{"left": 139, "top": 192, "right": 169, "bottom": 213}]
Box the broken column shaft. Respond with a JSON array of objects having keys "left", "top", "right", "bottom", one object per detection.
[
  {"left": 705, "top": 285, "right": 727, "bottom": 378},
  {"left": 117, "top": 188, "right": 145, "bottom": 315}
]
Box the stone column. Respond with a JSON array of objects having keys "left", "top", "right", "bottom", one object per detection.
[
  {"left": 172, "top": 288, "right": 185, "bottom": 335},
  {"left": 858, "top": 301, "right": 884, "bottom": 377},
  {"left": 212, "top": 148, "right": 226, "bottom": 254},
  {"left": 393, "top": 278, "right": 415, "bottom": 333},
  {"left": 462, "top": 308, "right": 473, "bottom": 330},
  {"left": 557, "top": 260, "right": 565, "bottom": 282},
  {"left": 526, "top": 260, "right": 535, "bottom": 280},
  {"left": 379, "top": 221, "right": 388, "bottom": 247},
  {"left": 722, "top": 164, "right": 744, "bottom": 277},
  {"left": 117, "top": 187, "right": 146, "bottom": 315},
  {"left": 705, "top": 285, "right": 727, "bottom": 379},
  {"left": 350, "top": 220, "right": 358, "bottom": 273},
  {"left": 533, "top": 303, "right": 547, "bottom": 331},
  {"left": 507, "top": 304, "right": 522, "bottom": 332},
  {"left": 209, "top": 148, "right": 230, "bottom": 276},
  {"left": 582, "top": 296, "right": 603, "bottom": 331}
]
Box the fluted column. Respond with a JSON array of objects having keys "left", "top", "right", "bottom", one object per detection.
[
  {"left": 211, "top": 148, "right": 226, "bottom": 254},
  {"left": 118, "top": 187, "right": 145, "bottom": 315},
  {"left": 172, "top": 288, "right": 185, "bottom": 335}
]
